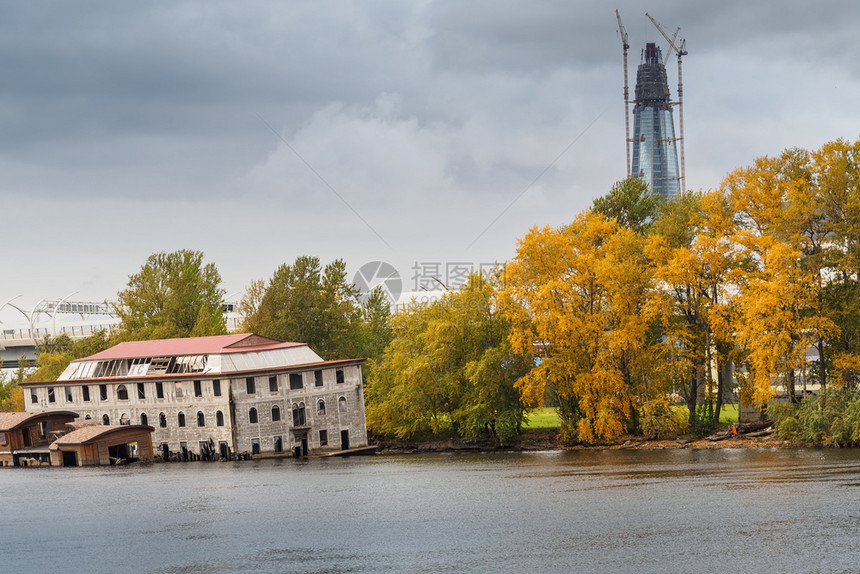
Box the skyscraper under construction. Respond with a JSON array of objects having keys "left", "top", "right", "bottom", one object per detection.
[{"left": 631, "top": 42, "right": 680, "bottom": 201}]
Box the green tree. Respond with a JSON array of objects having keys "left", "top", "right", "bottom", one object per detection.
[
  {"left": 27, "top": 331, "right": 112, "bottom": 383},
  {"left": 241, "top": 256, "right": 365, "bottom": 359},
  {"left": 367, "top": 274, "right": 530, "bottom": 445},
  {"left": 113, "top": 250, "right": 226, "bottom": 341},
  {"left": 592, "top": 177, "right": 662, "bottom": 234}
]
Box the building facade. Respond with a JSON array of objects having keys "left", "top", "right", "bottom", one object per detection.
[
  {"left": 22, "top": 334, "right": 368, "bottom": 459},
  {"left": 631, "top": 42, "right": 681, "bottom": 201}
]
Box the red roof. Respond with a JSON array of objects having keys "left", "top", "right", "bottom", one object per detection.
[{"left": 79, "top": 334, "right": 305, "bottom": 361}]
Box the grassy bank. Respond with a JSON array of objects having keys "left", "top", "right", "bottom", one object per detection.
[{"left": 522, "top": 404, "right": 740, "bottom": 431}]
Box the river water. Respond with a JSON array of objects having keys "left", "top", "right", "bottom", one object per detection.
[{"left": 3, "top": 448, "right": 860, "bottom": 573}]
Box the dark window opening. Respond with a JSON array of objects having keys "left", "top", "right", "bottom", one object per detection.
[
  {"left": 319, "top": 429, "right": 328, "bottom": 446},
  {"left": 137, "top": 383, "right": 146, "bottom": 400},
  {"left": 178, "top": 412, "right": 186, "bottom": 427},
  {"left": 82, "top": 386, "right": 90, "bottom": 402},
  {"left": 117, "top": 385, "right": 128, "bottom": 401},
  {"left": 156, "top": 382, "right": 164, "bottom": 399},
  {"left": 246, "top": 377, "right": 256, "bottom": 394},
  {"left": 274, "top": 436, "right": 283, "bottom": 453},
  {"left": 292, "top": 402, "right": 306, "bottom": 426},
  {"left": 269, "top": 375, "right": 278, "bottom": 393},
  {"left": 194, "top": 380, "right": 202, "bottom": 397},
  {"left": 314, "top": 370, "right": 323, "bottom": 387},
  {"left": 159, "top": 412, "right": 167, "bottom": 428},
  {"left": 251, "top": 438, "right": 260, "bottom": 455},
  {"left": 318, "top": 399, "right": 326, "bottom": 415},
  {"left": 289, "top": 373, "right": 303, "bottom": 390},
  {"left": 37, "top": 421, "right": 49, "bottom": 439},
  {"left": 216, "top": 410, "right": 224, "bottom": 426},
  {"left": 249, "top": 407, "right": 258, "bottom": 424},
  {"left": 99, "top": 384, "right": 108, "bottom": 401},
  {"left": 47, "top": 388, "right": 55, "bottom": 403},
  {"left": 140, "top": 413, "right": 148, "bottom": 426},
  {"left": 213, "top": 379, "right": 221, "bottom": 396},
  {"left": 336, "top": 369, "right": 345, "bottom": 384},
  {"left": 30, "top": 390, "right": 38, "bottom": 404},
  {"left": 272, "top": 405, "right": 281, "bottom": 422},
  {"left": 65, "top": 387, "right": 73, "bottom": 402},
  {"left": 197, "top": 411, "right": 205, "bottom": 427},
  {"left": 102, "top": 414, "right": 110, "bottom": 425}
]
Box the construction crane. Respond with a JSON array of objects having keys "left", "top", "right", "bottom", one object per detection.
[
  {"left": 616, "top": 9, "right": 631, "bottom": 178},
  {"left": 646, "top": 12, "right": 687, "bottom": 195}
]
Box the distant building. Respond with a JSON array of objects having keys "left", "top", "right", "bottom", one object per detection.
[
  {"left": 22, "top": 333, "right": 368, "bottom": 459},
  {"left": 632, "top": 42, "right": 681, "bottom": 201}
]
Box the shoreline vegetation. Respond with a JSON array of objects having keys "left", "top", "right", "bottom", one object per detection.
[{"left": 374, "top": 405, "right": 789, "bottom": 453}]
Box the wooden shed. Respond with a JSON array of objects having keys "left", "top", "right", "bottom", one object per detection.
[
  {"left": 0, "top": 411, "right": 78, "bottom": 467},
  {"left": 49, "top": 425, "right": 155, "bottom": 467}
]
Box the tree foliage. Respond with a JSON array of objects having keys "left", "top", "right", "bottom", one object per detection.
[
  {"left": 367, "top": 274, "right": 530, "bottom": 445},
  {"left": 500, "top": 212, "right": 655, "bottom": 443},
  {"left": 27, "top": 331, "right": 112, "bottom": 383},
  {"left": 240, "top": 256, "right": 391, "bottom": 360},
  {"left": 114, "top": 250, "right": 226, "bottom": 341}
]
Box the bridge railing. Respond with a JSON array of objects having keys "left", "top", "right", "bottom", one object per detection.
[{"left": 0, "top": 324, "right": 117, "bottom": 342}]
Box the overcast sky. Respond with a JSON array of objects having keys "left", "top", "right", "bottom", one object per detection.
[{"left": 2, "top": 1, "right": 859, "bottom": 326}]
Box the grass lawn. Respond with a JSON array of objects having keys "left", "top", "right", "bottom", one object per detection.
[
  {"left": 522, "top": 404, "right": 739, "bottom": 430},
  {"left": 523, "top": 407, "right": 562, "bottom": 429}
]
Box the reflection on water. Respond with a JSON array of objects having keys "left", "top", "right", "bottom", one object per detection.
[{"left": 3, "top": 449, "right": 860, "bottom": 573}]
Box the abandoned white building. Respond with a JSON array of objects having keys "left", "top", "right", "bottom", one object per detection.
[{"left": 22, "top": 334, "right": 368, "bottom": 459}]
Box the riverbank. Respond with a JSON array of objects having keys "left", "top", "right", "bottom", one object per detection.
[{"left": 375, "top": 427, "right": 786, "bottom": 454}]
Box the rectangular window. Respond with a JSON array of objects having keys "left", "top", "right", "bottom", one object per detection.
[
  {"left": 319, "top": 429, "right": 328, "bottom": 446},
  {"left": 289, "top": 373, "right": 303, "bottom": 390},
  {"left": 137, "top": 383, "right": 146, "bottom": 400},
  {"left": 213, "top": 379, "right": 221, "bottom": 397},
  {"left": 156, "top": 382, "right": 164, "bottom": 399},
  {"left": 246, "top": 377, "right": 256, "bottom": 395},
  {"left": 194, "top": 380, "right": 202, "bottom": 397},
  {"left": 48, "top": 388, "right": 55, "bottom": 403},
  {"left": 269, "top": 375, "right": 278, "bottom": 393},
  {"left": 99, "top": 384, "right": 107, "bottom": 401},
  {"left": 82, "top": 386, "right": 90, "bottom": 402},
  {"left": 314, "top": 370, "right": 323, "bottom": 387},
  {"left": 336, "top": 369, "right": 344, "bottom": 384},
  {"left": 30, "top": 390, "right": 38, "bottom": 404},
  {"left": 37, "top": 421, "right": 49, "bottom": 439},
  {"left": 65, "top": 387, "right": 73, "bottom": 402}
]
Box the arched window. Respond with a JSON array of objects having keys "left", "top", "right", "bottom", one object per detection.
[
  {"left": 84, "top": 414, "right": 92, "bottom": 420},
  {"left": 272, "top": 405, "right": 281, "bottom": 422},
  {"left": 249, "top": 407, "right": 258, "bottom": 424},
  {"left": 317, "top": 399, "right": 326, "bottom": 415},
  {"left": 197, "top": 411, "right": 205, "bottom": 427},
  {"left": 216, "top": 410, "right": 224, "bottom": 426},
  {"left": 159, "top": 412, "right": 167, "bottom": 428},
  {"left": 102, "top": 414, "right": 110, "bottom": 425},
  {"left": 338, "top": 396, "right": 347, "bottom": 413},
  {"left": 140, "top": 413, "right": 148, "bottom": 426},
  {"left": 120, "top": 413, "right": 130, "bottom": 426},
  {"left": 116, "top": 385, "right": 128, "bottom": 400},
  {"left": 178, "top": 411, "right": 186, "bottom": 427}
]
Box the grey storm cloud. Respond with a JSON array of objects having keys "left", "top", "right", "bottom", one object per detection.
[{"left": 0, "top": 0, "right": 859, "bottom": 307}]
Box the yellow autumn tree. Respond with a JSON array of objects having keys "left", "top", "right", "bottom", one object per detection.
[
  {"left": 500, "top": 212, "right": 656, "bottom": 443},
  {"left": 646, "top": 190, "right": 746, "bottom": 427}
]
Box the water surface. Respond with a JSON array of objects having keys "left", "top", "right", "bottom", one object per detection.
[{"left": 3, "top": 448, "right": 860, "bottom": 573}]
